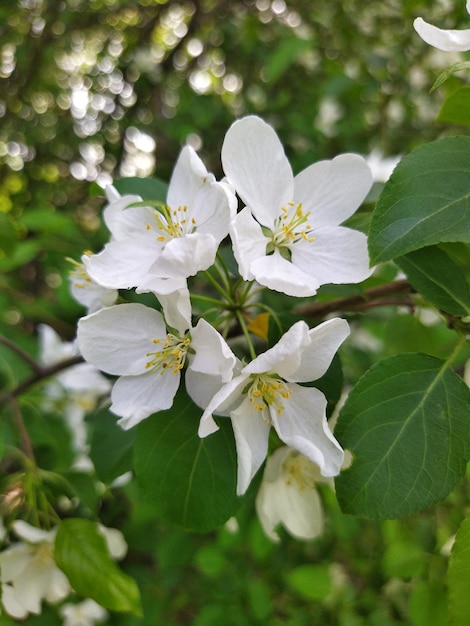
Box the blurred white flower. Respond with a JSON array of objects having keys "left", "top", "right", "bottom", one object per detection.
[
  {"left": 256, "top": 446, "right": 332, "bottom": 542},
  {"left": 414, "top": 2, "right": 470, "bottom": 51},
  {"left": 0, "top": 521, "right": 71, "bottom": 618},
  {"left": 38, "top": 324, "right": 111, "bottom": 469},
  {"left": 60, "top": 599, "right": 108, "bottom": 626},
  {"left": 364, "top": 150, "right": 401, "bottom": 183}
]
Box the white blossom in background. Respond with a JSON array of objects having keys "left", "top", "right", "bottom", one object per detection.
[
  {"left": 38, "top": 324, "right": 111, "bottom": 470},
  {"left": 77, "top": 290, "right": 237, "bottom": 430},
  {"left": 364, "top": 150, "right": 401, "bottom": 183},
  {"left": 83, "top": 146, "right": 236, "bottom": 294},
  {"left": 199, "top": 318, "right": 349, "bottom": 495},
  {"left": 256, "top": 446, "right": 333, "bottom": 542},
  {"left": 60, "top": 599, "right": 108, "bottom": 626},
  {"left": 68, "top": 256, "right": 118, "bottom": 314},
  {"left": 221, "top": 115, "right": 373, "bottom": 298},
  {"left": 0, "top": 521, "right": 71, "bottom": 618},
  {"left": 414, "top": 1, "right": 470, "bottom": 51}
]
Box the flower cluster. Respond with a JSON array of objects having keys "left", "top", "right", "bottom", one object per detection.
[{"left": 72, "top": 115, "right": 372, "bottom": 519}]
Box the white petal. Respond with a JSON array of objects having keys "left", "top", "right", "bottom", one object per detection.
[
  {"left": 103, "top": 200, "right": 151, "bottom": 240},
  {"left": 12, "top": 520, "right": 55, "bottom": 544},
  {"left": 414, "top": 16, "right": 470, "bottom": 51},
  {"left": 189, "top": 318, "right": 237, "bottom": 381},
  {"left": 250, "top": 250, "right": 319, "bottom": 297},
  {"left": 156, "top": 285, "right": 192, "bottom": 336},
  {"left": 77, "top": 303, "right": 166, "bottom": 376},
  {"left": 230, "top": 396, "right": 271, "bottom": 495},
  {"left": 292, "top": 226, "right": 373, "bottom": 287},
  {"left": 84, "top": 239, "right": 158, "bottom": 290},
  {"left": 150, "top": 233, "right": 218, "bottom": 278},
  {"left": 294, "top": 154, "right": 372, "bottom": 227},
  {"left": 288, "top": 318, "right": 350, "bottom": 383},
  {"left": 222, "top": 115, "right": 294, "bottom": 227},
  {"left": 198, "top": 375, "right": 249, "bottom": 437},
  {"left": 105, "top": 184, "right": 121, "bottom": 203},
  {"left": 2, "top": 584, "right": 29, "bottom": 619},
  {"left": 243, "top": 321, "right": 310, "bottom": 377},
  {"left": 190, "top": 181, "right": 234, "bottom": 241},
  {"left": 271, "top": 385, "right": 344, "bottom": 477},
  {"left": 0, "top": 544, "right": 32, "bottom": 581},
  {"left": 98, "top": 525, "right": 128, "bottom": 560},
  {"left": 167, "top": 145, "right": 215, "bottom": 210},
  {"left": 230, "top": 207, "right": 270, "bottom": 281},
  {"left": 112, "top": 370, "right": 181, "bottom": 429}
]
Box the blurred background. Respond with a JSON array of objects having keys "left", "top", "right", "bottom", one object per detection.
[{"left": 1, "top": 1, "right": 469, "bottom": 624}]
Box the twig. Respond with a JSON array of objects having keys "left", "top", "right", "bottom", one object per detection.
[
  {"left": 0, "top": 355, "right": 84, "bottom": 409},
  {"left": 9, "top": 397, "right": 35, "bottom": 460},
  {"left": 294, "top": 279, "right": 413, "bottom": 319},
  {"left": 0, "top": 335, "right": 42, "bottom": 373}
]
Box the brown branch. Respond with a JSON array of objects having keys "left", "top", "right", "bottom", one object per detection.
[
  {"left": 294, "top": 279, "right": 413, "bottom": 319},
  {"left": 0, "top": 355, "right": 84, "bottom": 409},
  {"left": 0, "top": 335, "right": 42, "bottom": 373},
  {"left": 9, "top": 397, "right": 35, "bottom": 460}
]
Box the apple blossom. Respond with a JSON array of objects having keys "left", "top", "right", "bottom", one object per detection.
[
  {"left": 60, "top": 599, "right": 108, "bottom": 626},
  {"left": 0, "top": 521, "right": 71, "bottom": 617},
  {"left": 199, "top": 317, "right": 349, "bottom": 495},
  {"left": 414, "top": 2, "right": 470, "bottom": 51},
  {"left": 221, "top": 115, "right": 373, "bottom": 297},
  {"left": 77, "top": 291, "right": 237, "bottom": 429},
  {"left": 256, "top": 446, "right": 333, "bottom": 542},
  {"left": 68, "top": 256, "right": 118, "bottom": 314},
  {"left": 83, "top": 146, "right": 236, "bottom": 293}
]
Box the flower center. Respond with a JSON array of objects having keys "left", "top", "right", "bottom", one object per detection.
[
  {"left": 266, "top": 202, "right": 315, "bottom": 257},
  {"left": 146, "top": 203, "right": 197, "bottom": 242},
  {"left": 282, "top": 450, "right": 320, "bottom": 490},
  {"left": 68, "top": 256, "right": 93, "bottom": 289},
  {"left": 145, "top": 333, "right": 190, "bottom": 375},
  {"left": 247, "top": 373, "right": 292, "bottom": 417}
]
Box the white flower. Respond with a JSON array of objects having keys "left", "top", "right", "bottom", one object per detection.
[
  {"left": 256, "top": 446, "right": 333, "bottom": 542},
  {"left": 0, "top": 521, "right": 71, "bottom": 617},
  {"left": 60, "top": 599, "right": 108, "bottom": 626},
  {"left": 77, "top": 291, "right": 237, "bottom": 429},
  {"left": 68, "top": 257, "right": 118, "bottom": 314},
  {"left": 221, "top": 116, "right": 373, "bottom": 298},
  {"left": 199, "top": 318, "right": 349, "bottom": 495},
  {"left": 414, "top": 2, "right": 470, "bottom": 51},
  {"left": 83, "top": 146, "right": 236, "bottom": 293},
  {"left": 364, "top": 150, "right": 401, "bottom": 183}
]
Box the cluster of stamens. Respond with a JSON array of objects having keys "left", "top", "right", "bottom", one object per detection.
[
  {"left": 146, "top": 203, "right": 197, "bottom": 242},
  {"left": 68, "top": 257, "right": 92, "bottom": 289},
  {"left": 145, "top": 333, "right": 190, "bottom": 375},
  {"left": 270, "top": 201, "right": 315, "bottom": 250},
  {"left": 247, "top": 373, "right": 292, "bottom": 419},
  {"left": 282, "top": 451, "right": 319, "bottom": 490}
]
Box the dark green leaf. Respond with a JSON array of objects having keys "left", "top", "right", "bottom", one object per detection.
[
  {"left": 448, "top": 513, "right": 470, "bottom": 626},
  {"left": 396, "top": 246, "right": 470, "bottom": 316},
  {"left": 335, "top": 353, "right": 470, "bottom": 518},
  {"left": 368, "top": 137, "right": 470, "bottom": 264},
  {"left": 134, "top": 387, "right": 240, "bottom": 532},
  {"left": 89, "top": 409, "right": 135, "bottom": 484},
  {"left": 437, "top": 86, "right": 470, "bottom": 126},
  {"left": 55, "top": 518, "right": 141, "bottom": 615},
  {"left": 113, "top": 177, "right": 168, "bottom": 202}
]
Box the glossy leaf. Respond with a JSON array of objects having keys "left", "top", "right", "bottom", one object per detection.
[
  {"left": 113, "top": 177, "right": 168, "bottom": 202},
  {"left": 134, "top": 387, "right": 240, "bottom": 532},
  {"left": 368, "top": 137, "right": 470, "bottom": 264},
  {"left": 396, "top": 246, "right": 470, "bottom": 316},
  {"left": 335, "top": 353, "right": 470, "bottom": 518},
  {"left": 55, "top": 519, "right": 142, "bottom": 615}
]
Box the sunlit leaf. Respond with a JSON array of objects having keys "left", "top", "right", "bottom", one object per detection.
[
  {"left": 369, "top": 137, "right": 470, "bottom": 264},
  {"left": 335, "top": 353, "right": 470, "bottom": 518}
]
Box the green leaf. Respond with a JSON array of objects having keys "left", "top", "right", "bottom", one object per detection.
[
  {"left": 284, "top": 564, "right": 331, "bottom": 601},
  {"left": 431, "top": 61, "right": 470, "bottom": 92},
  {"left": 55, "top": 518, "right": 142, "bottom": 615},
  {"left": 264, "top": 36, "right": 310, "bottom": 83},
  {"left": 396, "top": 245, "right": 470, "bottom": 316},
  {"left": 437, "top": 86, "right": 470, "bottom": 125},
  {"left": 368, "top": 137, "right": 470, "bottom": 264},
  {"left": 134, "top": 387, "right": 240, "bottom": 532},
  {"left": 89, "top": 409, "right": 135, "bottom": 484},
  {"left": 448, "top": 513, "right": 470, "bottom": 626},
  {"left": 113, "top": 177, "right": 168, "bottom": 202},
  {"left": 335, "top": 353, "right": 470, "bottom": 518}
]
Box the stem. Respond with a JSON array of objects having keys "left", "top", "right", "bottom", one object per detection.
[
  {"left": 204, "top": 269, "right": 233, "bottom": 303},
  {"left": 235, "top": 310, "right": 257, "bottom": 360},
  {"left": 9, "top": 398, "right": 35, "bottom": 460}
]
